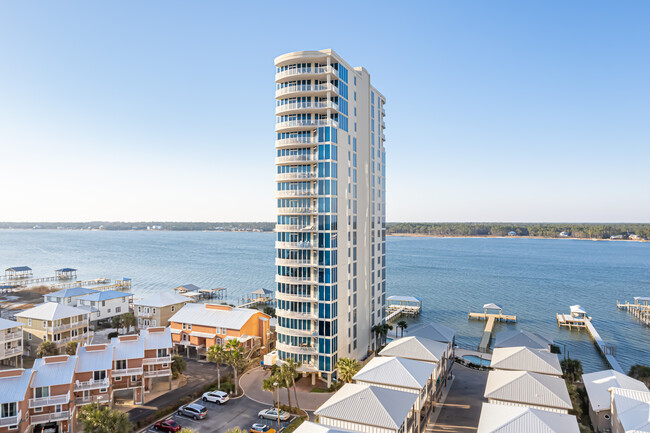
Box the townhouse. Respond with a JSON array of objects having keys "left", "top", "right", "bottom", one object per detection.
[
  {"left": 15, "top": 303, "right": 91, "bottom": 356},
  {"left": 73, "top": 344, "right": 113, "bottom": 406},
  {"left": 110, "top": 335, "right": 145, "bottom": 404},
  {"left": 29, "top": 355, "right": 77, "bottom": 433},
  {"left": 483, "top": 370, "right": 573, "bottom": 413},
  {"left": 610, "top": 387, "right": 650, "bottom": 433},
  {"left": 0, "top": 368, "right": 32, "bottom": 433},
  {"left": 477, "top": 403, "right": 580, "bottom": 433},
  {"left": 489, "top": 346, "right": 563, "bottom": 376},
  {"left": 141, "top": 327, "right": 173, "bottom": 392},
  {"left": 169, "top": 303, "right": 271, "bottom": 359},
  {"left": 75, "top": 290, "right": 133, "bottom": 322},
  {"left": 133, "top": 292, "right": 189, "bottom": 329},
  {"left": 0, "top": 318, "right": 23, "bottom": 368}
]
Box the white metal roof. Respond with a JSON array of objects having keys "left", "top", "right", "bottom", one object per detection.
[
  {"left": 77, "top": 290, "right": 133, "bottom": 302},
  {"left": 493, "top": 330, "right": 552, "bottom": 350},
  {"left": 484, "top": 370, "right": 572, "bottom": 410},
  {"left": 141, "top": 327, "right": 172, "bottom": 350},
  {"left": 570, "top": 305, "right": 587, "bottom": 315},
  {"left": 169, "top": 303, "right": 262, "bottom": 329},
  {"left": 583, "top": 370, "right": 649, "bottom": 413},
  {"left": 16, "top": 302, "right": 89, "bottom": 321},
  {"left": 477, "top": 402, "right": 580, "bottom": 433},
  {"left": 483, "top": 303, "right": 502, "bottom": 310},
  {"left": 75, "top": 345, "right": 113, "bottom": 372},
  {"left": 610, "top": 387, "right": 650, "bottom": 432},
  {"left": 32, "top": 356, "right": 77, "bottom": 387},
  {"left": 0, "top": 317, "right": 22, "bottom": 331},
  {"left": 293, "top": 421, "right": 358, "bottom": 433},
  {"left": 180, "top": 291, "right": 202, "bottom": 298},
  {"left": 110, "top": 336, "right": 144, "bottom": 360},
  {"left": 408, "top": 322, "right": 456, "bottom": 343},
  {"left": 387, "top": 295, "right": 422, "bottom": 303},
  {"left": 315, "top": 383, "right": 418, "bottom": 430},
  {"left": 46, "top": 287, "right": 98, "bottom": 299},
  {"left": 490, "top": 347, "right": 563, "bottom": 376},
  {"left": 0, "top": 369, "right": 33, "bottom": 404},
  {"left": 379, "top": 336, "right": 447, "bottom": 363},
  {"left": 133, "top": 292, "right": 190, "bottom": 307},
  {"left": 353, "top": 356, "right": 436, "bottom": 389}
]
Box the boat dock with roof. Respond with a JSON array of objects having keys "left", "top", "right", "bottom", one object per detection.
[
  {"left": 557, "top": 305, "right": 623, "bottom": 373},
  {"left": 468, "top": 303, "right": 517, "bottom": 353},
  {"left": 617, "top": 297, "right": 650, "bottom": 326},
  {"left": 385, "top": 295, "right": 422, "bottom": 322}
]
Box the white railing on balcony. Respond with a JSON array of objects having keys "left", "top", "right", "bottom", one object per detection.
[
  {"left": 30, "top": 410, "right": 69, "bottom": 425},
  {"left": 275, "top": 257, "right": 317, "bottom": 267},
  {"left": 143, "top": 356, "right": 171, "bottom": 365},
  {"left": 276, "top": 101, "right": 338, "bottom": 114},
  {"left": 138, "top": 311, "right": 154, "bottom": 318},
  {"left": 112, "top": 367, "right": 143, "bottom": 377},
  {"left": 54, "top": 331, "right": 93, "bottom": 346},
  {"left": 29, "top": 391, "right": 70, "bottom": 408},
  {"left": 275, "top": 275, "right": 317, "bottom": 285},
  {"left": 275, "top": 292, "right": 318, "bottom": 303},
  {"left": 277, "top": 207, "right": 317, "bottom": 215},
  {"left": 276, "top": 342, "right": 318, "bottom": 355},
  {"left": 276, "top": 310, "right": 317, "bottom": 321},
  {"left": 275, "top": 66, "right": 335, "bottom": 80},
  {"left": 276, "top": 325, "right": 318, "bottom": 338},
  {"left": 275, "top": 119, "right": 332, "bottom": 130},
  {"left": 275, "top": 241, "right": 314, "bottom": 250},
  {"left": 75, "top": 377, "right": 110, "bottom": 391},
  {"left": 275, "top": 154, "right": 315, "bottom": 164},
  {"left": 275, "top": 85, "right": 311, "bottom": 97},
  {"left": 1, "top": 346, "right": 22, "bottom": 358},
  {"left": 0, "top": 412, "right": 20, "bottom": 427},
  {"left": 0, "top": 331, "right": 22, "bottom": 342},
  {"left": 275, "top": 136, "right": 315, "bottom": 146},
  {"left": 276, "top": 190, "right": 316, "bottom": 199},
  {"left": 143, "top": 368, "right": 172, "bottom": 378},
  {"left": 275, "top": 172, "right": 317, "bottom": 181},
  {"left": 76, "top": 394, "right": 111, "bottom": 406},
  {"left": 275, "top": 225, "right": 317, "bottom": 233}
]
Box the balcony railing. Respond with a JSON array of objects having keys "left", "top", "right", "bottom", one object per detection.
[
  {"left": 276, "top": 190, "right": 316, "bottom": 199},
  {"left": 275, "top": 241, "right": 314, "bottom": 250},
  {"left": 47, "top": 322, "right": 85, "bottom": 333},
  {"left": 275, "top": 292, "right": 318, "bottom": 303},
  {"left": 275, "top": 119, "right": 333, "bottom": 130},
  {"left": 143, "top": 368, "right": 172, "bottom": 378},
  {"left": 29, "top": 391, "right": 70, "bottom": 408},
  {"left": 0, "top": 331, "right": 22, "bottom": 342},
  {"left": 54, "top": 331, "right": 93, "bottom": 346},
  {"left": 0, "top": 412, "right": 20, "bottom": 427},
  {"left": 275, "top": 136, "right": 315, "bottom": 147},
  {"left": 277, "top": 207, "right": 317, "bottom": 215},
  {"left": 143, "top": 355, "right": 171, "bottom": 365},
  {"left": 275, "top": 275, "right": 317, "bottom": 285},
  {"left": 276, "top": 325, "right": 318, "bottom": 338},
  {"left": 275, "top": 101, "right": 338, "bottom": 114},
  {"left": 112, "top": 367, "right": 143, "bottom": 377},
  {"left": 276, "top": 310, "right": 317, "bottom": 321},
  {"left": 1, "top": 346, "right": 22, "bottom": 357},
  {"left": 275, "top": 225, "right": 317, "bottom": 233},
  {"left": 275, "top": 154, "right": 315, "bottom": 164},
  {"left": 30, "top": 410, "right": 69, "bottom": 425},
  {"left": 74, "top": 377, "right": 110, "bottom": 391},
  {"left": 76, "top": 394, "right": 111, "bottom": 406},
  {"left": 275, "top": 172, "right": 317, "bottom": 181},
  {"left": 138, "top": 311, "right": 154, "bottom": 318},
  {"left": 276, "top": 342, "right": 318, "bottom": 355},
  {"left": 275, "top": 66, "right": 336, "bottom": 80},
  {"left": 274, "top": 257, "right": 317, "bottom": 267}
]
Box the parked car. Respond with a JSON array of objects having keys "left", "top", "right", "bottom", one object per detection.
[
  {"left": 178, "top": 403, "right": 208, "bottom": 420},
  {"left": 258, "top": 408, "right": 290, "bottom": 421},
  {"left": 251, "top": 423, "right": 275, "bottom": 433},
  {"left": 154, "top": 419, "right": 182, "bottom": 433},
  {"left": 202, "top": 390, "right": 229, "bottom": 404}
]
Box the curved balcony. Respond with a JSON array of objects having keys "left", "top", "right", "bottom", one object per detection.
[
  {"left": 275, "top": 292, "right": 317, "bottom": 303},
  {"left": 275, "top": 136, "right": 315, "bottom": 148},
  {"left": 275, "top": 118, "right": 333, "bottom": 132},
  {"left": 275, "top": 154, "right": 316, "bottom": 165},
  {"left": 275, "top": 101, "right": 338, "bottom": 115},
  {"left": 276, "top": 309, "right": 318, "bottom": 321},
  {"left": 275, "top": 224, "right": 317, "bottom": 233},
  {"left": 276, "top": 189, "right": 316, "bottom": 199},
  {"left": 276, "top": 325, "right": 318, "bottom": 338},
  {"left": 275, "top": 83, "right": 338, "bottom": 99},
  {"left": 276, "top": 342, "right": 318, "bottom": 355},
  {"left": 277, "top": 206, "right": 317, "bottom": 215},
  {"left": 275, "top": 66, "right": 336, "bottom": 81},
  {"left": 275, "top": 241, "right": 315, "bottom": 250},
  {"left": 275, "top": 275, "right": 317, "bottom": 285},
  {"left": 275, "top": 257, "right": 317, "bottom": 267},
  {"left": 275, "top": 172, "right": 316, "bottom": 181}
]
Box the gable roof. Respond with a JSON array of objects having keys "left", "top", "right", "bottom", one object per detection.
[
  {"left": 315, "top": 383, "right": 418, "bottom": 430},
  {"left": 583, "top": 370, "right": 649, "bottom": 413},
  {"left": 6, "top": 266, "right": 31, "bottom": 272},
  {"left": 379, "top": 336, "right": 447, "bottom": 363},
  {"left": 0, "top": 318, "right": 22, "bottom": 331},
  {"left": 0, "top": 369, "right": 33, "bottom": 404},
  {"left": 408, "top": 322, "right": 456, "bottom": 343},
  {"left": 169, "top": 303, "right": 262, "bottom": 329},
  {"left": 387, "top": 295, "right": 422, "bottom": 303},
  {"left": 77, "top": 290, "right": 133, "bottom": 302},
  {"left": 55, "top": 268, "right": 77, "bottom": 272},
  {"left": 477, "top": 402, "right": 580, "bottom": 433},
  {"left": 110, "top": 336, "right": 144, "bottom": 360},
  {"left": 484, "top": 370, "right": 572, "bottom": 410},
  {"left": 353, "top": 356, "right": 436, "bottom": 389},
  {"left": 46, "top": 287, "right": 98, "bottom": 299},
  {"left": 610, "top": 387, "right": 650, "bottom": 432},
  {"left": 141, "top": 327, "right": 173, "bottom": 350},
  {"left": 493, "top": 330, "right": 552, "bottom": 350},
  {"left": 251, "top": 288, "right": 273, "bottom": 296},
  {"left": 483, "top": 303, "right": 502, "bottom": 310},
  {"left": 32, "top": 356, "right": 77, "bottom": 387},
  {"left": 76, "top": 345, "right": 114, "bottom": 372},
  {"left": 175, "top": 284, "right": 200, "bottom": 292},
  {"left": 133, "top": 292, "right": 189, "bottom": 307},
  {"left": 490, "top": 347, "right": 563, "bottom": 376},
  {"left": 16, "top": 302, "right": 89, "bottom": 321}
]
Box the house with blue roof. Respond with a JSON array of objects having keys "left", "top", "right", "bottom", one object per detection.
[
  {"left": 76, "top": 290, "right": 133, "bottom": 322},
  {"left": 44, "top": 287, "right": 99, "bottom": 306}
]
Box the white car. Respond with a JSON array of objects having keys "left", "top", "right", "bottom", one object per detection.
[
  {"left": 202, "top": 390, "right": 229, "bottom": 404},
  {"left": 258, "top": 408, "right": 290, "bottom": 421}
]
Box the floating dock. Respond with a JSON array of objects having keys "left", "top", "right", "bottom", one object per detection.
[
  {"left": 617, "top": 297, "right": 650, "bottom": 326},
  {"left": 557, "top": 305, "right": 623, "bottom": 373},
  {"left": 385, "top": 295, "right": 422, "bottom": 322},
  {"left": 469, "top": 303, "right": 517, "bottom": 352}
]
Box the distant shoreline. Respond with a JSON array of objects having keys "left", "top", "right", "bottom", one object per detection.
[{"left": 388, "top": 233, "right": 649, "bottom": 242}]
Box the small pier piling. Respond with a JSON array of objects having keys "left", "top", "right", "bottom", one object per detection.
[
  {"left": 617, "top": 297, "right": 650, "bottom": 326},
  {"left": 469, "top": 303, "right": 517, "bottom": 352},
  {"left": 385, "top": 296, "right": 422, "bottom": 322}
]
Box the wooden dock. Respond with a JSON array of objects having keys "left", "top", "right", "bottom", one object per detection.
[
  {"left": 557, "top": 305, "right": 623, "bottom": 373},
  {"left": 617, "top": 298, "right": 650, "bottom": 326},
  {"left": 385, "top": 295, "right": 422, "bottom": 322},
  {"left": 469, "top": 304, "right": 517, "bottom": 352},
  {"left": 237, "top": 296, "right": 273, "bottom": 308}
]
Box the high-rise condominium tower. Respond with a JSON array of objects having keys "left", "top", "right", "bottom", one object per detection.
[{"left": 274, "top": 49, "right": 386, "bottom": 383}]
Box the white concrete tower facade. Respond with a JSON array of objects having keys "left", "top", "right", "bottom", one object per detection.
[{"left": 274, "top": 49, "right": 386, "bottom": 383}]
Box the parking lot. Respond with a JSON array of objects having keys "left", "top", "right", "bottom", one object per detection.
[{"left": 144, "top": 394, "right": 296, "bottom": 433}]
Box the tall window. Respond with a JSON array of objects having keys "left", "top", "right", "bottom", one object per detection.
[{"left": 0, "top": 402, "right": 17, "bottom": 418}]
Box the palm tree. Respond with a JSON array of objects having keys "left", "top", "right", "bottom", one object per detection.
[
  {"left": 336, "top": 357, "right": 360, "bottom": 383},
  {"left": 397, "top": 320, "right": 408, "bottom": 338},
  {"left": 207, "top": 344, "right": 227, "bottom": 390},
  {"left": 284, "top": 358, "right": 301, "bottom": 412},
  {"left": 36, "top": 340, "right": 58, "bottom": 358},
  {"left": 371, "top": 325, "right": 382, "bottom": 350},
  {"left": 171, "top": 354, "right": 187, "bottom": 379},
  {"left": 279, "top": 362, "right": 293, "bottom": 409},
  {"left": 78, "top": 403, "right": 132, "bottom": 433},
  {"left": 226, "top": 339, "right": 243, "bottom": 395},
  {"left": 262, "top": 378, "right": 277, "bottom": 407},
  {"left": 65, "top": 341, "right": 79, "bottom": 356},
  {"left": 381, "top": 323, "right": 393, "bottom": 346},
  {"left": 561, "top": 357, "right": 583, "bottom": 383},
  {"left": 119, "top": 313, "right": 136, "bottom": 334}
]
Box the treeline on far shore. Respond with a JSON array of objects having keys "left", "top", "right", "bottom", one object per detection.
[
  {"left": 387, "top": 223, "right": 650, "bottom": 240},
  {"left": 0, "top": 221, "right": 276, "bottom": 232}
]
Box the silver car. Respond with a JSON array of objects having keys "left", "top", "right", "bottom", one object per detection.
[
  {"left": 178, "top": 403, "right": 208, "bottom": 420},
  {"left": 258, "top": 408, "right": 290, "bottom": 421}
]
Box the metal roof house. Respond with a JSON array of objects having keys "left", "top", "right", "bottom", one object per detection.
[
  {"left": 610, "top": 387, "right": 650, "bottom": 433},
  {"left": 0, "top": 368, "right": 33, "bottom": 433},
  {"left": 583, "top": 370, "right": 649, "bottom": 433},
  {"left": 477, "top": 402, "right": 580, "bottom": 433},
  {"left": 133, "top": 292, "right": 190, "bottom": 329},
  {"left": 294, "top": 421, "right": 358, "bottom": 433},
  {"left": 30, "top": 355, "right": 77, "bottom": 433},
  {"left": 0, "top": 318, "right": 23, "bottom": 368},
  {"left": 75, "top": 290, "right": 133, "bottom": 322},
  {"left": 484, "top": 370, "right": 573, "bottom": 414},
  {"left": 74, "top": 344, "right": 113, "bottom": 406},
  {"left": 55, "top": 268, "right": 77, "bottom": 279},
  {"left": 408, "top": 322, "right": 456, "bottom": 345},
  {"left": 44, "top": 287, "right": 99, "bottom": 305},
  {"left": 315, "top": 383, "right": 419, "bottom": 433},
  {"left": 493, "top": 330, "right": 553, "bottom": 351},
  {"left": 490, "top": 346, "right": 563, "bottom": 376}
]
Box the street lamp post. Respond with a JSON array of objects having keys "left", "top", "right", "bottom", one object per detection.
[{"left": 273, "top": 382, "right": 280, "bottom": 427}]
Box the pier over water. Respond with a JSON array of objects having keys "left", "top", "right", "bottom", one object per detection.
[{"left": 469, "top": 303, "right": 517, "bottom": 352}]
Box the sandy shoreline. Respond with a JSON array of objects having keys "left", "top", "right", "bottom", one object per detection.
[{"left": 387, "top": 233, "right": 648, "bottom": 242}]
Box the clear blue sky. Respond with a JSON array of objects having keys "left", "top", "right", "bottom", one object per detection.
[{"left": 1, "top": 1, "right": 648, "bottom": 222}]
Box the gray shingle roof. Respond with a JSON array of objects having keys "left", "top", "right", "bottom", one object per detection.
[
  {"left": 16, "top": 302, "right": 89, "bottom": 321},
  {"left": 0, "top": 369, "right": 33, "bottom": 404},
  {"left": 32, "top": 356, "right": 77, "bottom": 387},
  {"left": 169, "top": 303, "right": 262, "bottom": 329},
  {"left": 315, "top": 383, "right": 417, "bottom": 430},
  {"left": 353, "top": 356, "right": 436, "bottom": 389},
  {"left": 133, "top": 292, "right": 189, "bottom": 308}
]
